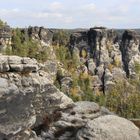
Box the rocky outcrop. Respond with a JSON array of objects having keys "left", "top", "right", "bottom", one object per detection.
[
  {"left": 26, "top": 26, "right": 54, "bottom": 46},
  {"left": 26, "top": 27, "right": 57, "bottom": 60},
  {"left": 70, "top": 27, "right": 120, "bottom": 65},
  {"left": 31, "top": 101, "right": 140, "bottom": 140},
  {"left": 0, "top": 55, "right": 39, "bottom": 72},
  {"left": 69, "top": 27, "right": 140, "bottom": 93},
  {"left": 0, "top": 55, "right": 73, "bottom": 139},
  {"left": 77, "top": 115, "right": 140, "bottom": 140},
  {"left": 0, "top": 55, "right": 139, "bottom": 140},
  {"left": 0, "top": 55, "right": 140, "bottom": 140},
  {"left": 88, "top": 27, "right": 119, "bottom": 66}
]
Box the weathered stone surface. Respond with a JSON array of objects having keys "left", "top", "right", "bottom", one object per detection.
[
  {"left": 0, "top": 78, "right": 18, "bottom": 97},
  {"left": 33, "top": 101, "right": 140, "bottom": 140},
  {"left": 44, "top": 60, "right": 58, "bottom": 81},
  {"left": 0, "top": 55, "right": 39, "bottom": 72},
  {"left": 0, "top": 63, "right": 139, "bottom": 140},
  {"left": 0, "top": 78, "right": 36, "bottom": 137},
  {"left": 9, "top": 130, "right": 42, "bottom": 140},
  {"left": 0, "top": 55, "right": 74, "bottom": 139},
  {"left": 76, "top": 115, "right": 140, "bottom": 140},
  {"left": 8, "top": 56, "right": 22, "bottom": 64},
  {"left": 73, "top": 101, "right": 100, "bottom": 114},
  {"left": 39, "top": 101, "right": 111, "bottom": 140}
]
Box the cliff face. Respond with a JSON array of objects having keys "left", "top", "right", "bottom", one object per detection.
[{"left": 69, "top": 27, "right": 140, "bottom": 92}]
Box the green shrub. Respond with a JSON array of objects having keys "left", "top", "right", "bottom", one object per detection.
[
  {"left": 101, "top": 80, "right": 140, "bottom": 118},
  {"left": 134, "top": 61, "right": 140, "bottom": 75}
]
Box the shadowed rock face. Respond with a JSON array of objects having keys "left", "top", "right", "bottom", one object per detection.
[{"left": 88, "top": 28, "right": 118, "bottom": 65}]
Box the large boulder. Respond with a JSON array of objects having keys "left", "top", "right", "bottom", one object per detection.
[
  {"left": 38, "top": 101, "right": 113, "bottom": 140},
  {"left": 36, "top": 101, "right": 139, "bottom": 140},
  {"left": 76, "top": 115, "right": 140, "bottom": 140}
]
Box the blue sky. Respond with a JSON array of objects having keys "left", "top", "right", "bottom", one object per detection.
[{"left": 0, "top": 0, "right": 140, "bottom": 28}]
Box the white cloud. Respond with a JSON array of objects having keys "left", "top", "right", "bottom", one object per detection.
[
  {"left": 0, "top": 8, "right": 19, "bottom": 15},
  {"left": 0, "top": 9, "right": 23, "bottom": 19},
  {"left": 83, "top": 3, "right": 96, "bottom": 11},
  {"left": 0, "top": 8, "right": 63, "bottom": 19},
  {"left": 49, "top": 2, "right": 63, "bottom": 11},
  {"left": 34, "top": 12, "right": 63, "bottom": 19},
  {"left": 63, "top": 16, "right": 74, "bottom": 23}
]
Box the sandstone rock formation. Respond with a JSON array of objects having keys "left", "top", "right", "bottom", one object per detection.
[
  {"left": 77, "top": 115, "right": 140, "bottom": 140},
  {"left": 69, "top": 27, "right": 140, "bottom": 93},
  {"left": 0, "top": 55, "right": 73, "bottom": 139},
  {"left": 0, "top": 55, "right": 139, "bottom": 140}
]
